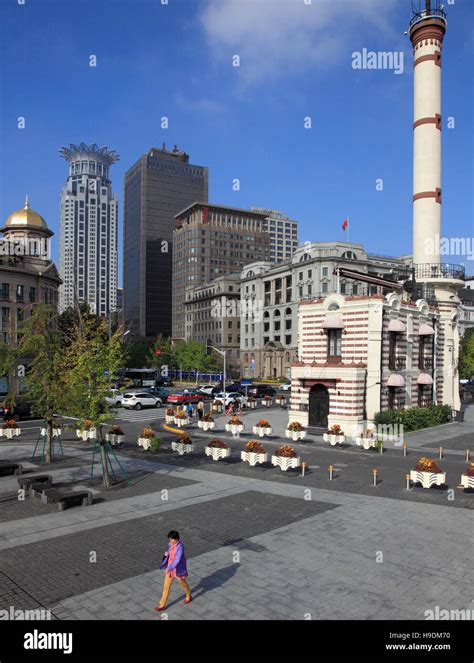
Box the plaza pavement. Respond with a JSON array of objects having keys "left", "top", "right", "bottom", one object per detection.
[{"left": 0, "top": 404, "right": 472, "bottom": 621}]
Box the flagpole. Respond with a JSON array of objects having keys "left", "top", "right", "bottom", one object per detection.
[{"left": 347, "top": 217, "right": 350, "bottom": 244}]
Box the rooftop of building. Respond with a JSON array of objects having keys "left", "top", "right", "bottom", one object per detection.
[
  {"left": 175, "top": 202, "right": 269, "bottom": 220},
  {"left": 2, "top": 196, "right": 53, "bottom": 236},
  {"left": 59, "top": 143, "right": 119, "bottom": 165}
]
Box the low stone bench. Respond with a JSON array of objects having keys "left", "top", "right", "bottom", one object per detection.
[
  {"left": 17, "top": 475, "right": 52, "bottom": 496},
  {"left": 0, "top": 461, "right": 23, "bottom": 477},
  {"left": 40, "top": 487, "right": 93, "bottom": 511}
]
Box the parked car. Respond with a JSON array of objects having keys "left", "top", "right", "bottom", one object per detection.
[
  {"left": 105, "top": 389, "right": 124, "bottom": 407},
  {"left": 213, "top": 392, "right": 248, "bottom": 408},
  {"left": 141, "top": 386, "right": 170, "bottom": 402},
  {"left": 121, "top": 392, "right": 163, "bottom": 410},
  {"left": 198, "top": 385, "right": 221, "bottom": 398},
  {"left": 247, "top": 384, "right": 277, "bottom": 398},
  {"left": 0, "top": 395, "right": 33, "bottom": 420},
  {"left": 279, "top": 380, "right": 291, "bottom": 392},
  {"left": 155, "top": 376, "right": 173, "bottom": 387},
  {"left": 167, "top": 390, "right": 202, "bottom": 404}
]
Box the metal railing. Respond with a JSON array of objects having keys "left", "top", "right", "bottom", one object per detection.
[
  {"left": 409, "top": 6, "right": 446, "bottom": 29},
  {"left": 413, "top": 263, "right": 465, "bottom": 281}
]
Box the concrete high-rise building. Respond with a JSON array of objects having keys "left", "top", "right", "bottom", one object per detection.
[
  {"left": 172, "top": 203, "right": 270, "bottom": 341},
  {"left": 59, "top": 143, "right": 119, "bottom": 316},
  {"left": 251, "top": 208, "right": 299, "bottom": 262},
  {"left": 123, "top": 145, "right": 208, "bottom": 338}
]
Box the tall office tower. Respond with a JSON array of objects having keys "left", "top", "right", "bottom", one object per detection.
[
  {"left": 123, "top": 145, "right": 208, "bottom": 338},
  {"left": 172, "top": 203, "right": 271, "bottom": 341},
  {"left": 59, "top": 143, "right": 119, "bottom": 315},
  {"left": 252, "top": 208, "right": 299, "bottom": 262}
]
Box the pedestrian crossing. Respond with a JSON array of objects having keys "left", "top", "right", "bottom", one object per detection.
[{"left": 114, "top": 407, "right": 166, "bottom": 423}]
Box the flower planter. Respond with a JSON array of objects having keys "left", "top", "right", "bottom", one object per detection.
[
  {"left": 174, "top": 418, "right": 190, "bottom": 428},
  {"left": 355, "top": 437, "right": 376, "bottom": 450},
  {"left": 214, "top": 404, "right": 224, "bottom": 414},
  {"left": 105, "top": 433, "right": 125, "bottom": 447},
  {"left": 271, "top": 455, "right": 301, "bottom": 472},
  {"left": 165, "top": 415, "right": 175, "bottom": 424},
  {"left": 205, "top": 446, "right": 231, "bottom": 461},
  {"left": 261, "top": 400, "right": 272, "bottom": 407},
  {"left": 198, "top": 421, "right": 216, "bottom": 431},
  {"left": 252, "top": 425, "right": 272, "bottom": 438},
  {"left": 247, "top": 401, "right": 257, "bottom": 409},
  {"left": 0, "top": 427, "right": 21, "bottom": 439},
  {"left": 171, "top": 441, "right": 194, "bottom": 456},
  {"left": 40, "top": 428, "right": 61, "bottom": 438},
  {"left": 323, "top": 433, "right": 345, "bottom": 446},
  {"left": 225, "top": 423, "right": 244, "bottom": 436},
  {"left": 285, "top": 429, "right": 307, "bottom": 442},
  {"left": 137, "top": 437, "right": 156, "bottom": 451},
  {"left": 460, "top": 474, "right": 474, "bottom": 490},
  {"left": 409, "top": 470, "right": 446, "bottom": 489},
  {"left": 76, "top": 429, "right": 97, "bottom": 441},
  {"left": 241, "top": 450, "right": 268, "bottom": 467}
]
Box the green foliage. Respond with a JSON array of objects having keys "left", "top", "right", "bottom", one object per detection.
[
  {"left": 373, "top": 404, "right": 452, "bottom": 432},
  {"left": 147, "top": 334, "right": 174, "bottom": 368},
  {"left": 459, "top": 328, "right": 474, "bottom": 379},
  {"left": 147, "top": 436, "right": 161, "bottom": 451},
  {"left": 123, "top": 337, "right": 153, "bottom": 368},
  {"left": 173, "top": 339, "right": 221, "bottom": 373}
]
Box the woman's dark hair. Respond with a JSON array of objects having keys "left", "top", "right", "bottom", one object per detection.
[{"left": 167, "top": 530, "right": 180, "bottom": 540}]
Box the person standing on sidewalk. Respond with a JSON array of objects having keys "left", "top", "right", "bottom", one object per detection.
[
  {"left": 154, "top": 530, "right": 192, "bottom": 611},
  {"left": 197, "top": 400, "right": 204, "bottom": 421}
]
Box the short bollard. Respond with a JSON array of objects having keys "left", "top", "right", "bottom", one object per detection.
[
  {"left": 403, "top": 443, "right": 408, "bottom": 457},
  {"left": 372, "top": 469, "right": 378, "bottom": 487},
  {"left": 379, "top": 441, "right": 384, "bottom": 455},
  {"left": 301, "top": 462, "right": 307, "bottom": 477},
  {"left": 329, "top": 464, "right": 334, "bottom": 481},
  {"left": 466, "top": 450, "right": 471, "bottom": 463},
  {"left": 439, "top": 446, "right": 443, "bottom": 460},
  {"left": 405, "top": 473, "right": 410, "bottom": 490}
]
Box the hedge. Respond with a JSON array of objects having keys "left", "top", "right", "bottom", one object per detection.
[{"left": 373, "top": 405, "right": 452, "bottom": 432}]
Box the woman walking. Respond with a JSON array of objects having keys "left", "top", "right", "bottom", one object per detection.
[
  {"left": 197, "top": 400, "right": 204, "bottom": 421},
  {"left": 154, "top": 530, "right": 192, "bottom": 611}
]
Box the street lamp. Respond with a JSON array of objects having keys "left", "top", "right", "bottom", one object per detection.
[{"left": 207, "top": 343, "right": 227, "bottom": 406}]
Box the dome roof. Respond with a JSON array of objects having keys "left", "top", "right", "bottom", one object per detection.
[{"left": 5, "top": 196, "right": 49, "bottom": 230}]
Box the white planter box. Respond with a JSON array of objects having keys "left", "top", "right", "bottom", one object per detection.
[
  {"left": 285, "top": 430, "right": 307, "bottom": 442},
  {"left": 410, "top": 470, "right": 446, "bottom": 489},
  {"left": 165, "top": 415, "right": 175, "bottom": 424},
  {"left": 171, "top": 441, "right": 194, "bottom": 456},
  {"left": 225, "top": 423, "right": 244, "bottom": 436},
  {"left": 40, "top": 428, "right": 61, "bottom": 438},
  {"left": 271, "top": 455, "right": 301, "bottom": 472},
  {"left": 105, "top": 433, "right": 124, "bottom": 447},
  {"left": 137, "top": 437, "right": 151, "bottom": 450},
  {"left": 252, "top": 426, "right": 272, "bottom": 437},
  {"left": 241, "top": 451, "right": 268, "bottom": 466},
  {"left": 76, "top": 429, "right": 97, "bottom": 441},
  {"left": 355, "top": 437, "right": 376, "bottom": 450},
  {"left": 261, "top": 400, "right": 272, "bottom": 407},
  {"left": 205, "top": 446, "right": 230, "bottom": 461},
  {"left": 323, "top": 433, "right": 345, "bottom": 446},
  {"left": 460, "top": 474, "right": 474, "bottom": 490},
  {"left": 214, "top": 405, "right": 224, "bottom": 414},
  {"left": 248, "top": 401, "right": 257, "bottom": 409},
  {"left": 0, "top": 427, "right": 21, "bottom": 439},
  {"left": 198, "top": 421, "right": 216, "bottom": 431},
  {"left": 174, "top": 418, "right": 190, "bottom": 428}
]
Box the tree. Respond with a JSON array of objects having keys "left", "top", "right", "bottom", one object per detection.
[
  {"left": 123, "top": 337, "right": 152, "bottom": 368},
  {"left": 173, "top": 339, "right": 221, "bottom": 382},
  {"left": 59, "top": 316, "right": 124, "bottom": 488},
  {"left": 459, "top": 328, "right": 474, "bottom": 379},
  {"left": 14, "top": 305, "right": 64, "bottom": 463},
  {"left": 147, "top": 334, "right": 175, "bottom": 369}
]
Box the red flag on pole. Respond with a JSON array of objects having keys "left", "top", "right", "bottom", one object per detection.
[{"left": 342, "top": 218, "right": 349, "bottom": 231}]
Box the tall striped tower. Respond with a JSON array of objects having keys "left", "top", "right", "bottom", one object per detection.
[
  {"left": 408, "top": 1, "right": 464, "bottom": 412},
  {"left": 409, "top": 0, "right": 446, "bottom": 265}
]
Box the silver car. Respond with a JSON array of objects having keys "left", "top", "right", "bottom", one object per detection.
[{"left": 121, "top": 392, "right": 163, "bottom": 410}]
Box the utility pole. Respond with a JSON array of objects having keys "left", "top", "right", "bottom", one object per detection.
[{"left": 207, "top": 342, "right": 226, "bottom": 405}]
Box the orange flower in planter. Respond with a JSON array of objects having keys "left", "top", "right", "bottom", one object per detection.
[
  {"left": 175, "top": 411, "right": 189, "bottom": 420},
  {"left": 109, "top": 426, "right": 124, "bottom": 435},
  {"left": 176, "top": 433, "right": 192, "bottom": 445},
  {"left": 208, "top": 439, "right": 228, "bottom": 449},
  {"left": 228, "top": 416, "right": 243, "bottom": 425},
  {"left": 287, "top": 421, "right": 305, "bottom": 431},
  {"left": 141, "top": 428, "right": 157, "bottom": 439},
  {"left": 327, "top": 424, "right": 343, "bottom": 435},
  {"left": 202, "top": 413, "right": 215, "bottom": 422},
  {"left": 413, "top": 457, "right": 442, "bottom": 473},
  {"left": 2, "top": 419, "right": 18, "bottom": 429},
  {"left": 256, "top": 419, "right": 271, "bottom": 428},
  {"left": 275, "top": 445, "right": 297, "bottom": 458},
  {"left": 166, "top": 407, "right": 175, "bottom": 416},
  {"left": 464, "top": 463, "right": 474, "bottom": 477},
  {"left": 246, "top": 440, "right": 265, "bottom": 454}
]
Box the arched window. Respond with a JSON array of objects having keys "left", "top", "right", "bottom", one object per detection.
[
  {"left": 263, "top": 311, "right": 270, "bottom": 319},
  {"left": 274, "top": 309, "right": 281, "bottom": 317},
  {"left": 299, "top": 253, "right": 311, "bottom": 262},
  {"left": 285, "top": 307, "right": 292, "bottom": 316}
]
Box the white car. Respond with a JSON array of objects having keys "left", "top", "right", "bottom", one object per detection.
[
  {"left": 279, "top": 382, "right": 292, "bottom": 392},
  {"left": 213, "top": 392, "right": 248, "bottom": 408},
  {"left": 121, "top": 392, "right": 163, "bottom": 410},
  {"left": 105, "top": 389, "right": 124, "bottom": 407}
]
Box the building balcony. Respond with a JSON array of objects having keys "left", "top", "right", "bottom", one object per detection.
[
  {"left": 412, "top": 263, "right": 465, "bottom": 282},
  {"left": 389, "top": 356, "right": 406, "bottom": 371},
  {"left": 419, "top": 356, "right": 434, "bottom": 371}
]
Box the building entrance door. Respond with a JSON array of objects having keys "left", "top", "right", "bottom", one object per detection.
[{"left": 309, "top": 384, "right": 329, "bottom": 428}]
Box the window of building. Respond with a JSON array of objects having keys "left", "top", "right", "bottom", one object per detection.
[
  {"left": 16, "top": 285, "right": 24, "bottom": 302},
  {"left": 322, "top": 267, "right": 328, "bottom": 276},
  {"left": 285, "top": 335, "right": 292, "bottom": 345},
  {"left": 327, "top": 329, "right": 342, "bottom": 358}
]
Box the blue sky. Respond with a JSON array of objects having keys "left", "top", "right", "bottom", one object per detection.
[{"left": 1, "top": 0, "right": 473, "bottom": 279}]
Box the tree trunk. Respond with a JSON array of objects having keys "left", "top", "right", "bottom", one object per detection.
[
  {"left": 45, "top": 418, "right": 53, "bottom": 464},
  {"left": 98, "top": 427, "right": 112, "bottom": 489}
]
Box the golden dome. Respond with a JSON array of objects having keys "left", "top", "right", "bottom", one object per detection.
[{"left": 5, "top": 196, "right": 48, "bottom": 230}]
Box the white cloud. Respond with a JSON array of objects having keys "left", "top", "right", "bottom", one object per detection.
[{"left": 200, "top": 0, "right": 400, "bottom": 85}]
